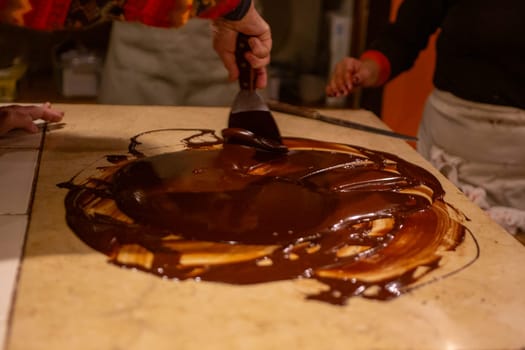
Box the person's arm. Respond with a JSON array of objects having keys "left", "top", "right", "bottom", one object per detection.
[
  {"left": 326, "top": 51, "right": 390, "bottom": 97},
  {"left": 0, "top": 102, "right": 64, "bottom": 136},
  {"left": 211, "top": 0, "right": 271, "bottom": 89},
  {"left": 368, "top": 0, "right": 445, "bottom": 79},
  {"left": 326, "top": 0, "right": 446, "bottom": 97}
]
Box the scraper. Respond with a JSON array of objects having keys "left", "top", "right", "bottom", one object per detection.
[{"left": 226, "top": 33, "right": 287, "bottom": 153}]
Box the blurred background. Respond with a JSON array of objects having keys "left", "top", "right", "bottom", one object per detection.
[{"left": 0, "top": 0, "right": 437, "bottom": 137}]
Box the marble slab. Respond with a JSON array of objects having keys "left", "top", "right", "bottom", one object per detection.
[
  {"left": 0, "top": 126, "right": 44, "bottom": 350},
  {"left": 5, "top": 104, "right": 525, "bottom": 350},
  {"left": 0, "top": 215, "right": 27, "bottom": 349},
  {"left": 0, "top": 129, "right": 42, "bottom": 149},
  {"left": 0, "top": 150, "right": 40, "bottom": 215}
]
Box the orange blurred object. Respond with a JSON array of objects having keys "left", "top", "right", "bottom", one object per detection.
[{"left": 381, "top": 0, "right": 438, "bottom": 143}]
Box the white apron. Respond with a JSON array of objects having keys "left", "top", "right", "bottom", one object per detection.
[
  {"left": 417, "top": 89, "right": 525, "bottom": 234},
  {"left": 98, "top": 19, "right": 237, "bottom": 106}
]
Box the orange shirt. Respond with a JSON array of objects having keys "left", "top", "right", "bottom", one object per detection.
[{"left": 0, "top": 0, "right": 242, "bottom": 30}]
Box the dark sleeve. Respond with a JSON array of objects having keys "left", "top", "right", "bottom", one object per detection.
[{"left": 368, "top": 0, "right": 447, "bottom": 80}]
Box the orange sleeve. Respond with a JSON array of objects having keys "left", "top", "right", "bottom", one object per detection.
[
  {"left": 360, "top": 50, "right": 392, "bottom": 87},
  {"left": 0, "top": 0, "right": 245, "bottom": 30}
]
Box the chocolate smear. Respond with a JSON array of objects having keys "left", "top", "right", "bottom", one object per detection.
[{"left": 60, "top": 128, "right": 472, "bottom": 305}]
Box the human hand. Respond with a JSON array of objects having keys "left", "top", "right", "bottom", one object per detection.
[
  {"left": 0, "top": 102, "right": 64, "bottom": 136},
  {"left": 212, "top": 1, "right": 272, "bottom": 89},
  {"left": 326, "top": 57, "right": 380, "bottom": 97}
]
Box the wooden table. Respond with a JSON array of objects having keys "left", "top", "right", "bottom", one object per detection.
[{"left": 4, "top": 104, "right": 525, "bottom": 350}]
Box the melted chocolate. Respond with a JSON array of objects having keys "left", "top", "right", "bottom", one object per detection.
[{"left": 61, "top": 129, "right": 466, "bottom": 305}]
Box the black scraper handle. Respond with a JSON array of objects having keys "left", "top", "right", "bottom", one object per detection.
[{"left": 235, "top": 33, "right": 255, "bottom": 91}]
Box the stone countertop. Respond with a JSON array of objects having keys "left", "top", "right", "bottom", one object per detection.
[
  {"left": 3, "top": 104, "right": 525, "bottom": 350},
  {"left": 0, "top": 126, "right": 45, "bottom": 349}
]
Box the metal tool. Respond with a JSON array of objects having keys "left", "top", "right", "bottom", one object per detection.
[
  {"left": 266, "top": 100, "right": 418, "bottom": 142},
  {"left": 226, "top": 34, "right": 287, "bottom": 153}
]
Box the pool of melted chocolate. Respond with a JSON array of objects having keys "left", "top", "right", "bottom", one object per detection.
[{"left": 60, "top": 128, "right": 467, "bottom": 305}]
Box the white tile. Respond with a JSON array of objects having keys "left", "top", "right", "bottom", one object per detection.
[
  {"left": 0, "top": 214, "right": 27, "bottom": 348},
  {"left": 0, "top": 129, "right": 43, "bottom": 149},
  {"left": 0, "top": 149, "right": 39, "bottom": 215}
]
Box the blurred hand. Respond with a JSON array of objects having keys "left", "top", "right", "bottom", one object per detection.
[
  {"left": 212, "top": 1, "right": 272, "bottom": 89},
  {"left": 326, "top": 57, "right": 380, "bottom": 97},
  {"left": 0, "top": 102, "right": 64, "bottom": 135}
]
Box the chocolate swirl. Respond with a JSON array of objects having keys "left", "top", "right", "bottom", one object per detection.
[{"left": 60, "top": 129, "right": 468, "bottom": 305}]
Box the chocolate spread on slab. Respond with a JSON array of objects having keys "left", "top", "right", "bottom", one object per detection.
[{"left": 60, "top": 128, "right": 467, "bottom": 305}]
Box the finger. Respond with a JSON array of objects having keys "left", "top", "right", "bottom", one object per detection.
[
  {"left": 19, "top": 118, "right": 40, "bottom": 133},
  {"left": 245, "top": 51, "right": 270, "bottom": 70},
  {"left": 352, "top": 67, "right": 373, "bottom": 88},
  {"left": 253, "top": 67, "right": 267, "bottom": 89},
  {"left": 215, "top": 42, "right": 239, "bottom": 82},
  {"left": 9, "top": 105, "right": 63, "bottom": 122},
  {"left": 39, "top": 103, "right": 64, "bottom": 122},
  {"left": 247, "top": 36, "right": 271, "bottom": 61},
  {"left": 3, "top": 113, "right": 38, "bottom": 133},
  {"left": 326, "top": 78, "right": 343, "bottom": 97},
  {"left": 326, "top": 60, "right": 360, "bottom": 97},
  {"left": 326, "top": 70, "right": 344, "bottom": 96},
  {"left": 344, "top": 70, "right": 355, "bottom": 91},
  {"left": 212, "top": 24, "right": 239, "bottom": 81},
  {"left": 325, "top": 85, "right": 337, "bottom": 97},
  {"left": 332, "top": 65, "right": 351, "bottom": 95},
  {"left": 223, "top": 53, "right": 239, "bottom": 82},
  {"left": 337, "top": 58, "right": 364, "bottom": 94}
]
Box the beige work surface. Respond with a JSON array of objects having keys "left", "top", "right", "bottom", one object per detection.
[{"left": 7, "top": 105, "right": 525, "bottom": 350}]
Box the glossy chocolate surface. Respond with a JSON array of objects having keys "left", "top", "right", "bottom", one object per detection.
[{"left": 60, "top": 129, "right": 467, "bottom": 305}]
